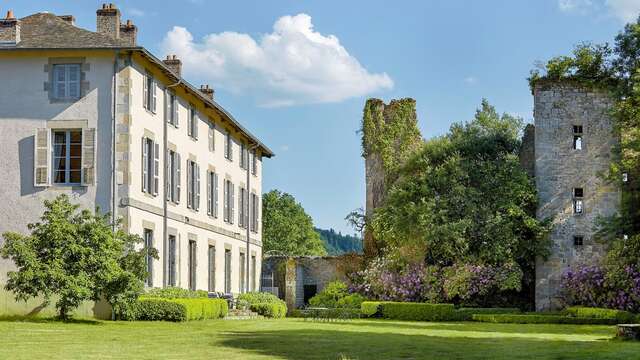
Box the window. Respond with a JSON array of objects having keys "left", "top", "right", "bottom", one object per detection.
[
  {"left": 239, "top": 252, "right": 246, "bottom": 293},
  {"left": 208, "top": 246, "right": 216, "bottom": 292},
  {"left": 240, "top": 143, "right": 247, "bottom": 169},
  {"left": 251, "top": 151, "right": 258, "bottom": 176},
  {"left": 573, "top": 235, "right": 584, "bottom": 246},
  {"left": 208, "top": 124, "right": 215, "bottom": 152},
  {"left": 168, "top": 235, "right": 177, "bottom": 287},
  {"left": 224, "top": 132, "right": 233, "bottom": 161},
  {"left": 143, "top": 229, "right": 153, "bottom": 287},
  {"left": 167, "top": 150, "right": 181, "bottom": 203},
  {"left": 188, "top": 107, "right": 198, "bottom": 139},
  {"left": 53, "top": 64, "right": 81, "bottom": 100},
  {"left": 143, "top": 73, "right": 157, "bottom": 113},
  {"left": 250, "top": 192, "right": 259, "bottom": 233},
  {"left": 186, "top": 160, "right": 200, "bottom": 211},
  {"left": 52, "top": 130, "right": 82, "bottom": 185},
  {"left": 573, "top": 188, "right": 584, "bottom": 215},
  {"left": 573, "top": 125, "right": 583, "bottom": 150},
  {"left": 223, "top": 179, "right": 235, "bottom": 224},
  {"left": 224, "top": 249, "right": 231, "bottom": 293},
  {"left": 188, "top": 240, "right": 197, "bottom": 291},
  {"left": 251, "top": 255, "right": 256, "bottom": 292},
  {"left": 239, "top": 187, "right": 247, "bottom": 229},
  {"left": 168, "top": 93, "right": 179, "bottom": 126},
  {"left": 142, "top": 137, "right": 159, "bottom": 196},
  {"left": 207, "top": 171, "right": 219, "bottom": 218}
]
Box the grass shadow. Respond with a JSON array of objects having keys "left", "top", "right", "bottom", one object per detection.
[{"left": 0, "top": 314, "right": 102, "bottom": 325}]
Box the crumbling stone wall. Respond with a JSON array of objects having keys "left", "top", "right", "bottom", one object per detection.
[
  {"left": 362, "top": 98, "right": 423, "bottom": 257},
  {"left": 533, "top": 80, "right": 620, "bottom": 310}
]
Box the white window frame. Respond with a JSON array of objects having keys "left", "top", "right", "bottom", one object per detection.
[{"left": 52, "top": 129, "right": 82, "bottom": 185}]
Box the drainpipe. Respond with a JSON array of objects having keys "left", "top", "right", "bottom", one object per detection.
[
  {"left": 112, "top": 51, "right": 119, "bottom": 232},
  {"left": 246, "top": 143, "right": 259, "bottom": 293},
  {"left": 164, "top": 79, "right": 182, "bottom": 287}
]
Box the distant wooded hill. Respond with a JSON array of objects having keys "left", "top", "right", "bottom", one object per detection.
[{"left": 315, "top": 228, "right": 363, "bottom": 255}]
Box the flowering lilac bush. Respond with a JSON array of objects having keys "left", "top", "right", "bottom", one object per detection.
[
  {"left": 561, "top": 264, "right": 640, "bottom": 313},
  {"left": 349, "top": 256, "right": 522, "bottom": 306}
]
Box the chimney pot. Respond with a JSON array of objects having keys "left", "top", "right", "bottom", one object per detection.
[
  {"left": 199, "top": 84, "right": 215, "bottom": 100},
  {"left": 6, "top": 10, "right": 14, "bottom": 19}
]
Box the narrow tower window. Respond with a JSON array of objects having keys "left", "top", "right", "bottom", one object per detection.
[
  {"left": 573, "top": 125, "right": 583, "bottom": 150},
  {"left": 573, "top": 236, "right": 584, "bottom": 246},
  {"left": 573, "top": 187, "right": 584, "bottom": 215}
]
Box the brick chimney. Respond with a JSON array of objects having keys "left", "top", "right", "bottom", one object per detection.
[
  {"left": 199, "top": 85, "right": 215, "bottom": 100},
  {"left": 119, "top": 19, "right": 137, "bottom": 46},
  {"left": 96, "top": 3, "right": 120, "bottom": 39},
  {"left": 0, "top": 10, "right": 20, "bottom": 45},
  {"left": 163, "top": 55, "right": 182, "bottom": 77},
  {"left": 58, "top": 15, "right": 75, "bottom": 25}
]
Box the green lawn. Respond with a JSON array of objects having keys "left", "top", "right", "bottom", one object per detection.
[{"left": 0, "top": 318, "right": 638, "bottom": 359}]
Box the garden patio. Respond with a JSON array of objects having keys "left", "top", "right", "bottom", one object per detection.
[{"left": 1, "top": 318, "right": 639, "bottom": 359}]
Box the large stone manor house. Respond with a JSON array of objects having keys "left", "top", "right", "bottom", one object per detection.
[{"left": 0, "top": 4, "right": 273, "bottom": 316}]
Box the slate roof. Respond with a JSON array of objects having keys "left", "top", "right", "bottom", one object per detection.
[{"left": 15, "top": 13, "right": 131, "bottom": 48}]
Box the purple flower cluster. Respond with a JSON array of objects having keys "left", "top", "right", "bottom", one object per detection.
[{"left": 561, "top": 264, "right": 640, "bottom": 312}]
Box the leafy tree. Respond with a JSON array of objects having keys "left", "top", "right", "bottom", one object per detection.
[
  {"left": 0, "top": 195, "right": 156, "bottom": 319},
  {"left": 371, "top": 100, "right": 551, "bottom": 281},
  {"left": 316, "top": 227, "right": 363, "bottom": 255},
  {"left": 262, "top": 190, "right": 326, "bottom": 256}
]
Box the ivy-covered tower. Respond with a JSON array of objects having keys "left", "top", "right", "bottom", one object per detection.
[
  {"left": 361, "top": 98, "right": 423, "bottom": 257},
  {"left": 533, "top": 80, "right": 620, "bottom": 310}
]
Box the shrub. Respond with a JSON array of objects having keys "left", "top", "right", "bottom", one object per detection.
[
  {"left": 564, "top": 306, "right": 636, "bottom": 323},
  {"left": 250, "top": 302, "right": 287, "bottom": 318},
  {"left": 124, "top": 297, "right": 228, "bottom": 321},
  {"left": 453, "top": 307, "right": 521, "bottom": 321},
  {"left": 472, "top": 314, "right": 617, "bottom": 325},
  {"left": 361, "top": 301, "right": 384, "bottom": 317},
  {"left": 144, "top": 287, "right": 208, "bottom": 299},
  {"left": 302, "top": 307, "right": 361, "bottom": 321},
  {"left": 381, "top": 302, "right": 456, "bottom": 321},
  {"left": 237, "top": 292, "right": 282, "bottom": 304},
  {"left": 336, "top": 294, "right": 366, "bottom": 309},
  {"left": 309, "top": 281, "right": 349, "bottom": 308}
]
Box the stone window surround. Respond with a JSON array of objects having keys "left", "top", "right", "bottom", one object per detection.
[{"left": 44, "top": 57, "right": 90, "bottom": 103}]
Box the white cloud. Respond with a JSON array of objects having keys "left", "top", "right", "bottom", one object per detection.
[
  {"left": 161, "top": 14, "right": 393, "bottom": 107},
  {"left": 558, "top": 0, "right": 640, "bottom": 22},
  {"left": 464, "top": 76, "right": 477, "bottom": 84}
]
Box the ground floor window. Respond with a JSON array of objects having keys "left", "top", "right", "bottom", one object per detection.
[
  {"left": 251, "top": 255, "right": 256, "bottom": 292},
  {"left": 168, "top": 235, "right": 177, "bottom": 287},
  {"left": 208, "top": 246, "right": 216, "bottom": 292},
  {"left": 224, "top": 249, "right": 231, "bottom": 293},
  {"left": 143, "top": 229, "right": 153, "bottom": 287},
  {"left": 188, "top": 240, "right": 197, "bottom": 291},
  {"left": 239, "top": 252, "right": 246, "bottom": 293}
]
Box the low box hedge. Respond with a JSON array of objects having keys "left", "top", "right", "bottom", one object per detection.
[
  {"left": 454, "top": 307, "right": 521, "bottom": 321},
  {"left": 472, "top": 313, "right": 618, "bottom": 325},
  {"left": 361, "top": 301, "right": 385, "bottom": 318},
  {"left": 126, "top": 297, "right": 228, "bottom": 322},
  {"left": 381, "top": 303, "right": 456, "bottom": 321},
  {"left": 564, "top": 306, "right": 636, "bottom": 323},
  {"left": 250, "top": 302, "right": 287, "bottom": 318}
]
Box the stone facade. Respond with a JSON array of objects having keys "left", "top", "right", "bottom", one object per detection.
[{"left": 533, "top": 80, "right": 620, "bottom": 310}]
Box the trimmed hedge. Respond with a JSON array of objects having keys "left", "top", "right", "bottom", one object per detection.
[
  {"left": 143, "top": 287, "right": 208, "bottom": 299},
  {"left": 303, "top": 308, "right": 361, "bottom": 321},
  {"left": 237, "top": 292, "right": 288, "bottom": 318},
  {"left": 125, "top": 297, "right": 228, "bottom": 321},
  {"left": 381, "top": 303, "right": 456, "bottom": 321},
  {"left": 564, "top": 306, "right": 636, "bottom": 323},
  {"left": 472, "top": 314, "right": 618, "bottom": 325},
  {"left": 361, "top": 301, "right": 385, "bottom": 317},
  {"left": 250, "top": 302, "right": 287, "bottom": 318},
  {"left": 454, "top": 307, "right": 521, "bottom": 321}
]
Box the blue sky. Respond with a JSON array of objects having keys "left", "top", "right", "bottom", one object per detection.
[{"left": 3, "top": 0, "right": 638, "bottom": 234}]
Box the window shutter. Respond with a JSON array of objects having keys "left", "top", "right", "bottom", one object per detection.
[
  {"left": 214, "top": 173, "right": 219, "bottom": 218},
  {"left": 208, "top": 126, "right": 214, "bottom": 152},
  {"left": 166, "top": 151, "right": 171, "bottom": 201},
  {"left": 151, "top": 80, "right": 157, "bottom": 113},
  {"left": 193, "top": 113, "right": 199, "bottom": 140},
  {"left": 187, "top": 161, "right": 192, "bottom": 209},
  {"left": 223, "top": 180, "right": 228, "bottom": 221},
  {"left": 187, "top": 110, "right": 192, "bottom": 137},
  {"left": 175, "top": 153, "right": 181, "bottom": 204},
  {"left": 142, "top": 137, "right": 148, "bottom": 193},
  {"left": 245, "top": 190, "right": 249, "bottom": 228},
  {"left": 34, "top": 128, "right": 50, "bottom": 187},
  {"left": 166, "top": 93, "right": 171, "bottom": 123},
  {"left": 143, "top": 75, "right": 148, "bottom": 109},
  {"left": 153, "top": 142, "right": 160, "bottom": 196},
  {"left": 230, "top": 184, "right": 235, "bottom": 224},
  {"left": 195, "top": 164, "right": 201, "bottom": 210},
  {"left": 207, "top": 171, "right": 212, "bottom": 215},
  {"left": 81, "top": 128, "right": 96, "bottom": 186}
]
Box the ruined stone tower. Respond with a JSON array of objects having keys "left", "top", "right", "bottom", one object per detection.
[
  {"left": 362, "top": 98, "right": 422, "bottom": 257},
  {"left": 533, "top": 80, "right": 620, "bottom": 310}
]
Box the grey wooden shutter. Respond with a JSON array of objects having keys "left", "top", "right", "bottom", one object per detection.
[
  {"left": 213, "top": 173, "right": 219, "bottom": 218},
  {"left": 223, "top": 180, "right": 228, "bottom": 221},
  {"left": 193, "top": 113, "right": 199, "bottom": 140},
  {"left": 195, "top": 164, "right": 201, "bottom": 211},
  {"left": 230, "top": 183, "right": 235, "bottom": 224},
  {"left": 166, "top": 150, "right": 171, "bottom": 201},
  {"left": 187, "top": 161, "right": 192, "bottom": 209},
  {"left": 81, "top": 128, "right": 96, "bottom": 186},
  {"left": 34, "top": 128, "right": 50, "bottom": 187},
  {"left": 174, "top": 97, "right": 179, "bottom": 127},
  {"left": 143, "top": 75, "right": 148, "bottom": 109},
  {"left": 142, "top": 137, "right": 148, "bottom": 193},
  {"left": 187, "top": 109, "right": 192, "bottom": 137},
  {"left": 207, "top": 171, "right": 212, "bottom": 215},
  {"left": 208, "top": 126, "right": 214, "bottom": 152},
  {"left": 151, "top": 79, "right": 157, "bottom": 113},
  {"left": 245, "top": 190, "right": 249, "bottom": 228},
  {"left": 153, "top": 142, "right": 160, "bottom": 196},
  {"left": 175, "top": 153, "right": 181, "bottom": 204}
]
